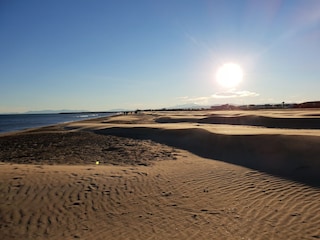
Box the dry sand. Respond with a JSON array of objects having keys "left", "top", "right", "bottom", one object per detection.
[{"left": 1, "top": 110, "right": 320, "bottom": 239}]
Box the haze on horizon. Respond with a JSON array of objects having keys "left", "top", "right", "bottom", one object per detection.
[{"left": 1, "top": 0, "right": 319, "bottom": 113}]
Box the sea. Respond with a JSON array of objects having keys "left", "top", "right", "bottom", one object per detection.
[{"left": 0, "top": 112, "right": 117, "bottom": 134}]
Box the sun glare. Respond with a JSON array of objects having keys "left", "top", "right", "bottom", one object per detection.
[{"left": 216, "top": 63, "right": 243, "bottom": 88}]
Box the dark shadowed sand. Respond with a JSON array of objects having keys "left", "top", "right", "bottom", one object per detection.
[{"left": 1, "top": 110, "right": 320, "bottom": 239}]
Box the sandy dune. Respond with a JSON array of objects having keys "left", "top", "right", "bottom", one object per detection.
[{"left": 1, "top": 110, "right": 320, "bottom": 239}]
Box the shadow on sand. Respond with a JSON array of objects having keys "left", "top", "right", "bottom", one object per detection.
[
  {"left": 156, "top": 115, "right": 320, "bottom": 129},
  {"left": 95, "top": 127, "right": 320, "bottom": 187}
]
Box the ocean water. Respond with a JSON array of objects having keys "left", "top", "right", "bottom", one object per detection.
[{"left": 0, "top": 112, "right": 116, "bottom": 134}]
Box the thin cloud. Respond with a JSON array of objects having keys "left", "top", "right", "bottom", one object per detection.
[
  {"left": 182, "top": 96, "right": 212, "bottom": 105},
  {"left": 186, "top": 96, "right": 211, "bottom": 102},
  {"left": 176, "top": 96, "right": 189, "bottom": 100},
  {"left": 178, "top": 89, "right": 259, "bottom": 105},
  {"left": 212, "top": 90, "right": 259, "bottom": 99}
]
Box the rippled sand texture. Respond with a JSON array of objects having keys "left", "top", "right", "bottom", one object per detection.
[{"left": 1, "top": 109, "right": 320, "bottom": 239}]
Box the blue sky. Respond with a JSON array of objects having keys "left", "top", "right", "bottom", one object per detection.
[{"left": 1, "top": 0, "right": 319, "bottom": 113}]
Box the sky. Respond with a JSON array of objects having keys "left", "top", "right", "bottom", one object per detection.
[{"left": 0, "top": 0, "right": 319, "bottom": 113}]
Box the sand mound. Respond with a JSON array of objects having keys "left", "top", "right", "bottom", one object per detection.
[
  {"left": 96, "top": 126, "right": 320, "bottom": 186},
  {"left": 156, "top": 114, "right": 320, "bottom": 129},
  {"left": 0, "top": 128, "right": 177, "bottom": 166}
]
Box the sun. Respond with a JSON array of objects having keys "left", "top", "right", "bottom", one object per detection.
[{"left": 216, "top": 62, "right": 243, "bottom": 88}]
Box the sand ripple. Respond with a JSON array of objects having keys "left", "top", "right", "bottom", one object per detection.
[{"left": 1, "top": 157, "right": 320, "bottom": 239}]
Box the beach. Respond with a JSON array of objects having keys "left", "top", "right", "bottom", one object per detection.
[{"left": 1, "top": 110, "right": 320, "bottom": 239}]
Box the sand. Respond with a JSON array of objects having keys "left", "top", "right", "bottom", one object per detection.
[{"left": 1, "top": 110, "right": 320, "bottom": 239}]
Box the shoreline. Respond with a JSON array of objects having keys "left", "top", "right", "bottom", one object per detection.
[{"left": 0, "top": 112, "right": 119, "bottom": 136}]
